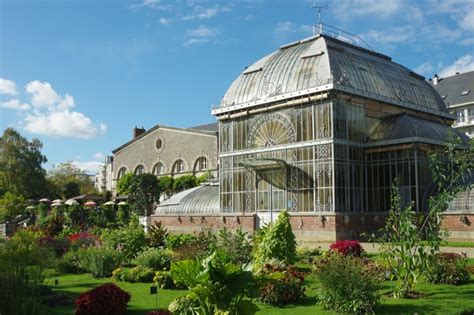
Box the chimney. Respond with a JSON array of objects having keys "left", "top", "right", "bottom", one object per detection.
[
  {"left": 433, "top": 74, "right": 439, "bottom": 85},
  {"left": 133, "top": 126, "right": 146, "bottom": 139}
]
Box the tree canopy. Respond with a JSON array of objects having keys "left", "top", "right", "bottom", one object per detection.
[
  {"left": 47, "top": 162, "right": 97, "bottom": 198},
  {"left": 0, "top": 128, "right": 48, "bottom": 198}
]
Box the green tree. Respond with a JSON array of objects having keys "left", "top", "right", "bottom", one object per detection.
[
  {"left": 0, "top": 192, "right": 26, "bottom": 222},
  {"left": 253, "top": 211, "right": 296, "bottom": 270},
  {"left": 47, "top": 162, "right": 96, "bottom": 198},
  {"left": 0, "top": 128, "right": 48, "bottom": 199},
  {"left": 378, "top": 135, "right": 473, "bottom": 298},
  {"left": 158, "top": 176, "right": 174, "bottom": 198},
  {"left": 173, "top": 174, "right": 198, "bottom": 192},
  {"left": 129, "top": 174, "right": 161, "bottom": 216},
  {"left": 116, "top": 172, "right": 134, "bottom": 196}
]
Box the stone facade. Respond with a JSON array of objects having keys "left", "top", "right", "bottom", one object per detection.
[{"left": 112, "top": 125, "right": 218, "bottom": 193}]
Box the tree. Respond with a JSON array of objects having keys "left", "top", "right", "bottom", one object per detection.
[
  {"left": 0, "top": 128, "right": 48, "bottom": 198},
  {"left": 47, "top": 162, "right": 96, "bottom": 198},
  {"left": 129, "top": 174, "right": 161, "bottom": 216},
  {"left": 173, "top": 174, "right": 198, "bottom": 192},
  {"left": 378, "top": 135, "right": 473, "bottom": 298},
  {"left": 116, "top": 172, "right": 134, "bottom": 196},
  {"left": 158, "top": 176, "right": 174, "bottom": 198},
  {"left": 0, "top": 192, "right": 26, "bottom": 222}
]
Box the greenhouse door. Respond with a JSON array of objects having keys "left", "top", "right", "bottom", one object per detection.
[{"left": 256, "top": 169, "right": 286, "bottom": 227}]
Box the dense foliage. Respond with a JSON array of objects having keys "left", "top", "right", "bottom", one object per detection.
[
  {"left": 315, "top": 252, "right": 380, "bottom": 314},
  {"left": 101, "top": 221, "right": 146, "bottom": 261},
  {"left": 112, "top": 266, "right": 155, "bottom": 283},
  {"left": 329, "top": 240, "right": 364, "bottom": 257},
  {"left": 146, "top": 221, "right": 168, "bottom": 248},
  {"left": 133, "top": 247, "right": 172, "bottom": 271},
  {"left": 258, "top": 264, "right": 306, "bottom": 306},
  {"left": 128, "top": 173, "right": 161, "bottom": 216},
  {"left": 253, "top": 211, "right": 296, "bottom": 270},
  {"left": 76, "top": 247, "right": 123, "bottom": 278},
  {"left": 426, "top": 252, "right": 470, "bottom": 285},
  {"left": 47, "top": 162, "right": 97, "bottom": 198},
  {"left": 75, "top": 283, "right": 131, "bottom": 315}
]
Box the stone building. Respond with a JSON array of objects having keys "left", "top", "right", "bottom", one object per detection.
[
  {"left": 112, "top": 124, "right": 218, "bottom": 193},
  {"left": 152, "top": 33, "right": 473, "bottom": 242},
  {"left": 94, "top": 155, "right": 114, "bottom": 193},
  {"left": 431, "top": 71, "right": 474, "bottom": 138}
]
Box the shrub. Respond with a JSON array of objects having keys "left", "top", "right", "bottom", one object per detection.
[
  {"left": 165, "top": 233, "right": 196, "bottom": 250},
  {"left": 101, "top": 221, "right": 146, "bottom": 261},
  {"left": 112, "top": 266, "right": 155, "bottom": 283},
  {"left": 133, "top": 247, "right": 172, "bottom": 271},
  {"left": 38, "top": 215, "right": 65, "bottom": 237},
  {"left": 253, "top": 211, "right": 296, "bottom": 270},
  {"left": 329, "top": 240, "right": 364, "bottom": 257},
  {"left": 217, "top": 228, "right": 252, "bottom": 265},
  {"left": 427, "top": 252, "right": 470, "bottom": 285},
  {"left": 75, "top": 283, "right": 131, "bottom": 315},
  {"left": 258, "top": 264, "right": 306, "bottom": 306},
  {"left": 37, "top": 236, "right": 69, "bottom": 257},
  {"left": 77, "top": 247, "right": 123, "bottom": 278},
  {"left": 68, "top": 232, "right": 98, "bottom": 250},
  {"left": 168, "top": 295, "right": 200, "bottom": 315},
  {"left": 146, "top": 221, "right": 168, "bottom": 248},
  {"left": 55, "top": 250, "right": 83, "bottom": 274},
  {"left": 170, "top": 231, "right": 217, "bottom": 262},
  {"left": 315, "top": 252, "right": 380, "bottom": 314},
  {"left": 154, "top": 271, "right": 186, "bottom": 289},
  {"left": 296, "top": 246, "right": 321, "bottom": 263}
]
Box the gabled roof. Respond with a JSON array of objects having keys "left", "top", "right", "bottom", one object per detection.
[
  {"left": 218, "top": 34, "right": 449, "bottom": 118},
  {"left": 431, "top": 71, "right": 474, "bottom": 107},
  {"left": 112, "top": 123, "right": 217, "bottom": 154}
]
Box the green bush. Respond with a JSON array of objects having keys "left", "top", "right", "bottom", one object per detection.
[
  {"left": 168, "top": 295, "right": 200, "bottom": 315},
  {"left": 101, "top": 221, "right": 146, "bottom": 261},
  {"left": 165, "top": 234, "right": 196, "bottom": 250},
  {"left": 217, "top": 228, "right": 252, "bottom": 266},
  {"left": 0, "top": 230, "right": 52, "bottom": 315},
  {"left": 146, "top": 221, "right": 168, "bottom": 248},
  {"left": 258, "top": 264, "right": 306, "bottom": 306},
  {"left": 112, "top": 266, "right": 155, "bottom": 283},
  {"left": 133, "top": 247, "right": 172, "bottom": 271},
  {"left": 253, "top": 211, "right": 296, "bottom": 270},
  {"left": 427, "top": 252, "right": 470, "bottom": 285},
  {"left": 314, "top": 252, "right": 380, "bottom": 314},
  {"left": 77, "top": 247, "right": 123, "bottom": 278}
]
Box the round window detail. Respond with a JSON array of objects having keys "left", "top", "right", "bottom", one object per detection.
[{"left": 156, "top": 138, "right": 163, "bottom": 149}]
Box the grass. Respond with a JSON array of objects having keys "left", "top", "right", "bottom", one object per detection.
[
  {"left": 47, "top": 273, "right": 474, "bottom": 315},
  {"left": 444, "top": 241, "right": 474, "bottom": 248}
]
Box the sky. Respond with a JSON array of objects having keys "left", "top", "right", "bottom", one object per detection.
[{"left": 1, "top": 0, "right": 474, "bottom": 174}]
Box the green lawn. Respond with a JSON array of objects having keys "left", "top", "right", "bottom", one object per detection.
[{"left": 47, "top": 273, "right": 474, "bottom": 315}]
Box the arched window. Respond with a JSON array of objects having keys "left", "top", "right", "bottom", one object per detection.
[
  {"left": 134, "top": 165, "right": 145, "bottom": 175},
  {"left": 172, "top": 159, "right": 185, "bottom": 175},
  {"left": 117, "top": 167, "right": 127, "bottom": 180},
  {"left": 194, "top": 157, "right": 208, "bottom": 172},
  {"left": 152, "top": 162, "right": 164, "bottom": 175}
]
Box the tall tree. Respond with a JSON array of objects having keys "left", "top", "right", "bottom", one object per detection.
[
  {"left": 129, "top": 173, "right": 161, "bottom": 216},
  {"left": 0, "top": 128, "right": 48, "bottom": 198},
  {"left": 47, "top": 162, "right": 97, "bottom": 198}
]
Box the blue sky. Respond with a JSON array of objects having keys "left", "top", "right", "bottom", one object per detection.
[{"left": 1, "top": 0, "right": 473, "bottom": 174}]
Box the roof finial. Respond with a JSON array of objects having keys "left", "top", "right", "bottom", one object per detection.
[{"left": 311, "top": 2, "right": 328, "bottom": 35}]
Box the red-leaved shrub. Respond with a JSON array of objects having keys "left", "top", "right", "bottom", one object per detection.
[
  {"left": 68, "top": 232, "right": 98, "bottom": 249},
  {"left": 75, "top": 283, "right": 130, "bottom": 315},
  {"left": 259, "top": 264, "right": 306, "bottom": 306},
  {"left": 329, "top": 240, "right": 364, "bottom": 257}
]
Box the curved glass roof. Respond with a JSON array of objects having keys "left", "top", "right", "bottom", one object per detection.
[
  {"left": 221, "top": 35, "right": 448, "bottom": 117},
  {"left": 368, "top": 114, "right": 469, "bottom": 144},
  {"left": 154, "top": 184, "right": 219, "bottom": 215}
]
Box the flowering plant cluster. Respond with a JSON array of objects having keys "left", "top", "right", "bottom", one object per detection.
[
  {"left": 427, "top": 252, "right": 470, "bottom": 285},
  {"left": 68, "top": 232, "right": 98, "bottom": 249},
  {"left": 329, "top": 240, "right": 364, "bottom": 257},
  {"left": 259, "top": 264, "right": 306, "bottom": 306},
  {"left": 75, "top": 283, "right": 131, "bottom": 315}
]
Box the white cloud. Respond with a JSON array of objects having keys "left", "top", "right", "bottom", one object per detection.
[
  {"left": 23, "top": 110, "right": 106, "bottom": 139},
  {"left": 184, "top": 25, "right": 218, "bottom": 46},
  {"left": 93, "top": 152, "right": 105, "bottom": 160},
  {"left": 461, "top": 37, "right": 474, "bottom": 46},
  {"left": 72, "top": 161, "right": 102, "bottom": 174},
  {"left": 159, "top": 17, "right": 171, "bottom": 25},
  {"left": 334, "top": 0, "right": 402, "bottom": 19},
  {"left": 460, "top": 9, "right": 474, "bottom": 31},
  {"left": 273, "top": 21, "right": 313, "bottom": 40},
  {"left": 1, "top": 99, "right": 30, "bottom": 111},
  {"left": 182, "top": 5, "right": 230, "bottom": 21},
  {"left": 25, "top": 80, "right": 74, "bottom": 110},
  {"left": 414, "top": 62, "right": 434, "bottom": 76},
  {"left": 130, "top": 0, "right": 172, "bottom": 11},
  {"left": 362, "top": 26, "right": 414, "bottom": 44},
  {"left": 438, "top": 54, "right": 474, "bottom": 77},
  {"left": 0, "top": 78, "right": 18, "bottom": 95}
]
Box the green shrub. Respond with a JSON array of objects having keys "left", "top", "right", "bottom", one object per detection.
[
  {"left": 146, "top": 221, "right": 168, "bottom": 248},
  {"left": 315, "top": 252, "right": 380, "bottom": 314},
  {"left": 217, "top": 228, "right": 252, "bottom": 266},
  {"left": 101, "top": 221, "right": 146, "bottom": 261},
  {"left": 77, "top": 247, "right": 123, "bottom": 278},
  {"left": 427, "top": 252, "right": 470, "bottom": 285},
  {"left": 253, "top": 211, "right": 296, "bottom": 270},
  {"left": 168, "top": 295, "right": 200, "bottom": 315},
  {"left": 165, "top": 233, "right": 196, "bottom": 250},
  {"left": 112, "top": 266, "right": 155, "bottom": 283},
  {"left": 153, "top": 270, "right": 186, "bottom": 289},
  {"left": 133, "top": 247, "right": 172, "bottom": 271},
  {"left": 55, "top": 250, "right": 82, "bottom": 274}
]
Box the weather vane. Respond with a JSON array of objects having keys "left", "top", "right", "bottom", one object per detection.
[{"left": 311, "top": 2, "right": 328, "bottom": 35}]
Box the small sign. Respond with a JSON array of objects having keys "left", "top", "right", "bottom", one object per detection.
[{"left": 150, "top": 285, "right": 157, "bottom": 295}]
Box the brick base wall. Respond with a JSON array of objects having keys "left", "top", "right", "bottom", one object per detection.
[{"left": 150, "top": 212, "right": 474, "bottom": 243}]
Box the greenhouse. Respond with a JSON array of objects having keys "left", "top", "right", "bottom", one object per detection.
[{"left": 212, "top": 33, "right": 468, "bottom": 218}]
